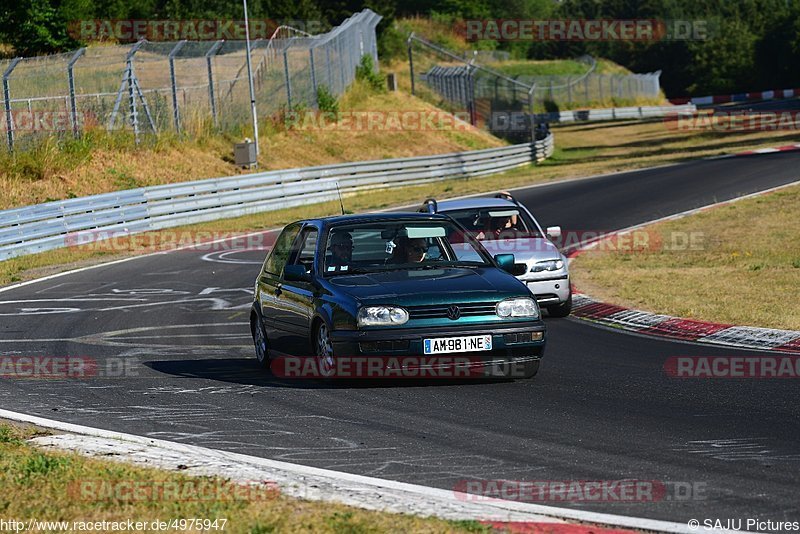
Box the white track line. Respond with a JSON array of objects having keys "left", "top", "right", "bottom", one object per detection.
[{"left": 0, "top": 408, "right": 725, "bottom": 533}]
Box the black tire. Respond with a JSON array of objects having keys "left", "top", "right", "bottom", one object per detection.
[
  {"left": 547, "top": 293, "right": 572, "bottom": 318},
  {"left": 516, "top": 358, "right": 540, "bottom": 379},
  {"left": 314, "top": 320, "right": 336, "bottom": 379},
  {"left": 251, "top": 312, "right": 270, "bottom": 368}
]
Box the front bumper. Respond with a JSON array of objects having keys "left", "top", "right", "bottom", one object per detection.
[
  {"left": 519, "top": 274, "right": 570, "bottom": 305},
  {"left": 330, "top": 321, "right": 546, "bottom": 365}
]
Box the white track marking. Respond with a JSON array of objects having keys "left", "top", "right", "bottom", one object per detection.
[{"left": 0, "top": 408, "right": 730, "bottom": 533}]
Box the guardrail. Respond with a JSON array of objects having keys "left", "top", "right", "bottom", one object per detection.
[
  {"left": 533, "top": 104, "right": 696, "bottom": 124},
  {"left": 534, "top": 134, "right": 554, "bottom": 162},
  {"left": 0, "top": 136, "right": 553, "bottom": 261}
]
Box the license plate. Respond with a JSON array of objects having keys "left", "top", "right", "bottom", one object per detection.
[{"left": 423, "top": 335, "right": 492, "bottom": 355}]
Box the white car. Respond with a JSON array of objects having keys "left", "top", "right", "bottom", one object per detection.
[{"left": 420, "top": 193, "right": 571, "bottom": 317}]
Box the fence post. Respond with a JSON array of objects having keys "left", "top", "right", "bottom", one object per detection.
[
  {"left": 283, "top": 47, "right": 293, "bottom": 109},
  {"left": 527, "top": 85, "right": 536, "bottom": 144},
  {"left": 67, "top": 48, "right": 85, "bottom": 138},
  {"left": 599, "top": 75, "right": 604, "bottom": 103},
  {"left": 584, "top": 75, "right": 589, "bottom": 102},
  {"left": 325, "top": 46, "right": 334, "bottom": 90},
  {"left": 309, "top": 47, "right": 318, "bottom": 105},
  {"left": 567, "top": 76, "right": 572, "bottom": 106},
  {"left": 205, "top": 40, "right": 224, "bottom": 128},
  {"left": 407, "top": 33, "right": 416, "bottom": 95},
  {"left": 2, "top": 57, "right": 22, "bottom": 151},
  {"left": 168, "top": 40, "right": 186, "bottom": 132}
]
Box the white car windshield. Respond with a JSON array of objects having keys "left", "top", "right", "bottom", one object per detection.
[{"left": 442, "top": 208, "right": 543, "bottom": 240}]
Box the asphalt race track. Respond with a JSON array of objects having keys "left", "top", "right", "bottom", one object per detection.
[{"left": 1, "top": 150, "right": 799, "bottom": 526}]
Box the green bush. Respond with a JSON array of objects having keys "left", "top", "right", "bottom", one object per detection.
[
  {"left": 355, "top": 55, "right": 386, "bottom": 93},
  {"left": 316, "top": 85, "right": 339, "bottom": 114}
]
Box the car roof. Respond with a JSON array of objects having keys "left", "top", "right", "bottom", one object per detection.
[
  {"left": 434, "top": 197, "right": 519, "bottom": 212},
  {"left": 308, "top": 212, "right": 452, "bottom": 227}
]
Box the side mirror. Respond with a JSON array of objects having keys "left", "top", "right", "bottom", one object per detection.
[
  {"left": 546, "top": 226, "right": 562, "bottom": 239},
  {"left": 494, "top": 253, "right": 516, "bottom": 273},
  {"left": 283, "top": 264, "right": 312, "bottom": 283},
  {"left": 511, "top": 263, "right": 528, "bottom": 276}
]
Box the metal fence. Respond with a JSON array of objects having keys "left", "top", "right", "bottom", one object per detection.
[
  {"left": 0, "top": 138, "right": 553, "bottom": 261},
  {"left": 408, "top": 35, "right": 663, "bottom": 139},
  {"left": 0, "top": 10, "right": 381, "bottom": 151}
]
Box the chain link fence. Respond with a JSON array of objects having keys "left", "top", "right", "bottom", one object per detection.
[
  {"left": 0, "top": 9, "right": 381, "bottom": 151},
  {"left": 408, "top": 34, "right": 662, "bottom": 141}
]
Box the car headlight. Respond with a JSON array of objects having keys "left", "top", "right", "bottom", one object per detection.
[
  {"left": 531, "top": 259, "right": 565, "bottom": 272},
  {"left": 496, "top": 297, "right": 539, "bottom": 318},
  {"left": 357, "top": 306, "right": 409, "bottom": 327}
]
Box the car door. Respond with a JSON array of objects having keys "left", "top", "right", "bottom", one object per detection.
[
  {"left": 257, "top": 223, "right": 302, "bottom": 348},
  {"left": 271, "top": 225, "right": 319, "bottom": 356}
]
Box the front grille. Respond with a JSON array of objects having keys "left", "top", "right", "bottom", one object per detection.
[
  {"left": 407, "top": 303, "right": 497, "bottom": 319},
  {"left": 359, "top": 340, "right": 410, "bottom": 353}
]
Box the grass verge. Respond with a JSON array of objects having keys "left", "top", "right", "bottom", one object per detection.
[
  {"left": 0, "top": 422, "right": 487, "bottom": 533},
  {"left": 570, "top": 183, "right": 800, "bottom": 330},
  {"left": 3, "top": 117, "right": 798, "bottom": 288}
]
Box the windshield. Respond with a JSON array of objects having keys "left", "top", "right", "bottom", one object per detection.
[
  {"left": 323, "top": 220, "right": 491, "bottom": 275},
  {"left": 443, "top": 207, "right": 543, "bottom": 240}
]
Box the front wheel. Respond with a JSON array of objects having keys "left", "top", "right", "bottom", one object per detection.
[
  {"left": 516, "top": 359, "right": 540, "bottom": 379},
  {"left": 314, "top": 321, "right": 336, "bottom": 378},
  {"left": 546, "top": 293, "right": 572, "bottom": 318}
]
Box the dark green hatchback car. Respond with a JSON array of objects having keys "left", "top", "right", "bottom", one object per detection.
[{"left": 250, "top": 213, "right": 546, "bottom": 379}]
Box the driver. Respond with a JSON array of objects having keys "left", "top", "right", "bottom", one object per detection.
[
  {"left": 328, "top": 231, "right": 353, "bottom": 268},
  {"left": 477, "top": 216, "right": 513, "bottom": 240},
  {"left": 391, "top": 237, "right": 428, "bottom": 263}
]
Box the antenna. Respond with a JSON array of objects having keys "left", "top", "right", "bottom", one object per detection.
[{"left": 335, "top": 182, "right": 346, "bottom": 215}]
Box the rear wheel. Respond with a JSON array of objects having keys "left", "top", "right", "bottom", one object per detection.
[
  {"left": 251, "top": 313, "right": 270, "bottom": 368},
  {"left": 547, "top": 293, "right": 572, "bottom": 318}
]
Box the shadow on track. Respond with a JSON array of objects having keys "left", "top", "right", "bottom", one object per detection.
[{"left": 144, "top": 358, "right": 516, "bottom": 389}]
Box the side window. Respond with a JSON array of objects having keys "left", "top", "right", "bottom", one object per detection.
[
  {"left": 263, "top": 224, "right": 301, "bottom": 276},
  {"left": 289, "top": 228, "right": 318, "bottom": 274}
]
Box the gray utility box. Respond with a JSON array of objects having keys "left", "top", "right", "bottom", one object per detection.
[
  {"left": 386, "top": 72, "right": 398, "bottom": 92},
  {"left": 234, "top": 140, "right": 257, "bottom": 167}
]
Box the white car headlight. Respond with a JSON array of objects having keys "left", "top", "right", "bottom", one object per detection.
[
  {"left": 496, "top": 297, "right": 539, "bottom": 318},
  {"left": 357, "top": 306, "right": 409, "bottom": 327},
  {"left": 531, "top": 259, "right": 565, "bottom": 272}
]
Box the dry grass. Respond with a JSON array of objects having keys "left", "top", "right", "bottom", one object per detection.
[
  {"left": 0, "top": 423, "right": 487, "bottom": 533},
  {"left": 0, "top": 81, "right": 502, "bottom": 210},
  {"left": 571, "top": 184, "right": 800, "bottom": 330}
]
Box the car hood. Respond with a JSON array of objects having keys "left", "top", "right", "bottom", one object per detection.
[
  {"left": 479, "top": 237, "right": 564, "bottom": 265},
  {"left": 326, "top": 266, "right": 527, "bottom": 305}
]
